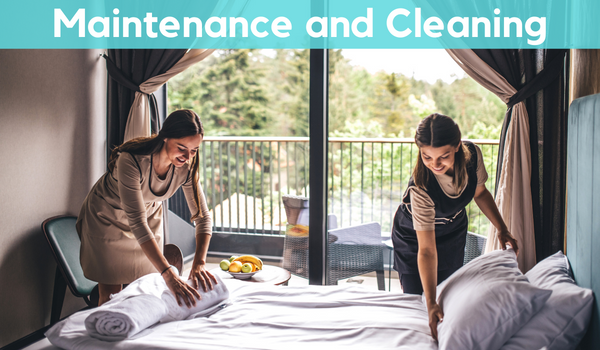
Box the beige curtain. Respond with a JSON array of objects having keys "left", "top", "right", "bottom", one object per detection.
[
  {"left": 123, "top": 49, "right": 215, "bottom": 141},
  {"left": 446, "top": 49, "right": 536, "bottom": 272}
]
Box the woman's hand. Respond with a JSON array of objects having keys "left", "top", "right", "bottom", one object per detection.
[
  {"left": 498, "top": 229, "right": 519, "bottom": 256},
  {"left": 162, "top": 268, "right": 201, "bottom": 308},
  {"left": 427, "top": 302, "right": 444, "bottom": 341},
  {"left": 188, "top": 263, "right": 217, "bottom": 292},
  {"left": 473, "top": 185, "right": 518, "bottom": 255}
]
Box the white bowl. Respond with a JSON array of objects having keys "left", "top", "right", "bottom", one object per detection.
[{"left": 227, "top": 271, "right": 259, "bottom": 280}]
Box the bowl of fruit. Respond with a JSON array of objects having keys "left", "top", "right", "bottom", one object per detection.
[{"left": 220, "top": 255, "right": 263, "bottom": 279}]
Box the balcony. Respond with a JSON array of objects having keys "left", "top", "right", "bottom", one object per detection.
[{"left": 168, "top": 136, "right": 499, "bottom": 262}]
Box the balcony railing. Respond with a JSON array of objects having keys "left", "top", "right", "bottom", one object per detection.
[{"left": 169, "top": 137, "right": 499, "bottom": 237}]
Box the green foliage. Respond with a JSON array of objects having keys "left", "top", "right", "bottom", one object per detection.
[
  {"left": 431, "top": 77, "right": 506, "bottom": 132},
  {"left": 169, "top": 49, "right": 273, "bottom": 136},
  {"left": 328, "top": 140, "right": 420, "bottom": 230},
  {"left": 465, "top": 121, "right": 503, "bottom": 140},
  {"left": 168, "top": 49, "right": 505, "bottom": 140},
  {"left": 408, "top": 94, "right": 437, "bottom": 119},
  {"left": 329, "top": 49, "right": 372, "bottom": 133},
  {"left": 274, "top": 49, "right": 310, "bottom": 136}
]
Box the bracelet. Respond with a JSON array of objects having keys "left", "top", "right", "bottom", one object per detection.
[{"left": 161, "top": 265, "right": 174, "bottom": 276}]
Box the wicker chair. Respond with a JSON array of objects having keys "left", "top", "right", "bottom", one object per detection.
[
  {"left": 463, "top": 231, "right": 487, "bottom": 265},
  {"left": 282, "top": 195, "right": 385, "bottom": 290}
]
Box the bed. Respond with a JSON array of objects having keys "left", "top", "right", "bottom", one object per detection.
[
  {"left": 37, "top": 278, "right": 436, "bottom": 350},
  {"left": 35, "top": 246, "right": 592, "bottom": 350},
  {"left": 29, "top": 93, "right": 600, "bottom": 350}
]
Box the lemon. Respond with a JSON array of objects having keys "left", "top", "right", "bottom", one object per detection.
[
  {"left": 219, "top": 259, "right": 231, "bottom": 271},
  {"left": 229, "top": 261, "right": 243, "bottom": 273}
]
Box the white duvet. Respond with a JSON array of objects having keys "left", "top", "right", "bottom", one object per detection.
[
  {"left": 46, "top": 278, "right": 437, "bottom": 350},
  {"left": 81, "top": 274, "right": 230, "bottom": 341}
]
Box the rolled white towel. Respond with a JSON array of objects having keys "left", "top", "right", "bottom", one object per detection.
[
  {"left": 83, "top": 273, "right": 229, "bottom": 341},
  {"left": 84, "top": 294, "right": 168, "bottom": 341},
  {"left": 160, "top": 274, "right": 230, "bottom": 323}
]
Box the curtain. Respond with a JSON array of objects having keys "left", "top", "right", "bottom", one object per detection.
[
  {"left": 105, "top": 49, "right": 215, "bottom": 145},
  {"left": 446, "top": 49, "right": 568, "bottom": 272},
  {"left": 471, "top": 50, "right": 569, "bottom": 263},
  {"left": 106, "top": 49, "right": 187, "bottom": 154},
  {"left": 121, "top": 49, "right": 214, "bottom": 141},
  {"left": 519, "top": 50, "right": 569, "bottom": 261},
  {"left": 103, "top": 0, "right": 249, "bottom": 147}
]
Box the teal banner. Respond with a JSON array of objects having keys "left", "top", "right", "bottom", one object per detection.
[{"left": 0, "top": 0, "right": 597, "bottom": 48}]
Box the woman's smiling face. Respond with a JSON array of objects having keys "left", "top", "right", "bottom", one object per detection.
[
  {"left": 164, "top": 134, "right": 202, "bottom": 167},
  {"left": 419, "top": 143, "right": 461, "bottom": 176}
]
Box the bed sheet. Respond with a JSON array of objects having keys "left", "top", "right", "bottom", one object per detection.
[{"left": 46, "top": 279, "right": 437, "bottom": 350}]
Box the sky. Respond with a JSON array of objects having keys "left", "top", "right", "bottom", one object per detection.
[{"left": 341, "top": 49, "right": 465, "bottom": 84}]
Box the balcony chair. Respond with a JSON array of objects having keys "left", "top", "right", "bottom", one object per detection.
[
  {"left": 42, "top": 215, "right": 184, "bottom": 325},
  {"left": 281, "top": 195, "right": 386, "bottom": 290},
  {"left": 463, "top": 231, "right": 487, "bottom": 265}
]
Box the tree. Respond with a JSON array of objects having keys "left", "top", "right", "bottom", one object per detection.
[
  {"left": 328, "top": 49, "right": 373, "bottom": 133},
  {"left": 169, "top": 49, "right": 273, "bottom": 136},
  {"left": 262, "top": 49, "right": 311, "bottom": 137},
  {"left": 408, "top": 94, "right": 437, "bottom": 119},
  {"left": 368, "top": 72, "right": 412, "bottom": 135},
  {"left": 431, "top": 77, "right": 505, "bottom": 132}
]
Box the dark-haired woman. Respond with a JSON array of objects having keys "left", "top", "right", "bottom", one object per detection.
[
  {"left": 76, "top": 109, "right": 216, "bottom": 307},
  {"left": 392, "top": 113, "right": 518, "bottom": 340}
]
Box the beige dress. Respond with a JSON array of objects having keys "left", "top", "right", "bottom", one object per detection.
[{"left": 76, "top": 152, "right": 211, "bottom": 284}]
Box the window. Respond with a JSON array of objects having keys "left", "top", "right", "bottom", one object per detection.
[{"left": 168, "top": 49, "right": 504, "bottom": 288}]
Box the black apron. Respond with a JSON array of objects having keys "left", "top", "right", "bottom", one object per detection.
[{"left": 392, "top": 141, "right": 478, "bottom": 275}]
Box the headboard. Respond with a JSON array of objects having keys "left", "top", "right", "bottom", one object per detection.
[{"left": 566, "top": 92, "right": 600, "bottom": 349}]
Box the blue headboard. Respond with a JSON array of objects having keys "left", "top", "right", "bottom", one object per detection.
[{"left": 566, "top": 93, "right": 600, "bottom": 349}]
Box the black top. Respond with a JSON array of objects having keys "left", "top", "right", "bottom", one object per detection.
[{"left": 392, "top": 141, "right": 479, "bottom": 274}]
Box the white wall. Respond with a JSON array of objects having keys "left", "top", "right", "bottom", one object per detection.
[{"left": 0, "top": 49, "right": 106, "bottom": 347}]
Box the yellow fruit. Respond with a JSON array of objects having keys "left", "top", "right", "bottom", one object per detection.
[
  {"left": 228, "top": 261, "right": 243, "bottom": 273},
  {"left": 233, "top": 255, "right": 263, "bottom": 270},
  {"left": 286, "top": 225, "right": 309, "bottom": 237}
]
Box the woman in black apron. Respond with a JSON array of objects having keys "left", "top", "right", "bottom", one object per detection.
[{"left": 392, "top": 113, "right": 518, "bottom": 340}]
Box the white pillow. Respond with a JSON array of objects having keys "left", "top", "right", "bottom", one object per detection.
[
  {"left": 500, "top": 251, "right": 593, "bottom": 350},
  {"left": 435, "top": 249, "right": 552, "bottom": 350}
]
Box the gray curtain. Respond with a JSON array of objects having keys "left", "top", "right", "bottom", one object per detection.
[
  {"left": 105, "top": 49, "right": 187, "bottom": 158},
  {"left": 472, "top": 49, "right": 569, "bottom": 262}
]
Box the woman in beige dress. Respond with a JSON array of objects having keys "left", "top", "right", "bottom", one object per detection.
[{"left": 76, "top": 109, "right": 216, "bottom": 306}]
